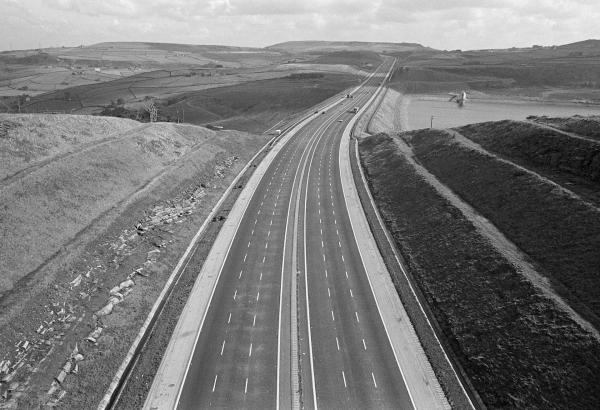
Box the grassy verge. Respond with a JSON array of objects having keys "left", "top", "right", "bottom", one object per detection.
[{"left": 358, "top": 133, "right": 600, "bottom": 408}]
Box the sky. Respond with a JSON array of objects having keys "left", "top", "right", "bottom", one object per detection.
[{"left": 0, "top": 0, "right": 598, "bottom": 52}]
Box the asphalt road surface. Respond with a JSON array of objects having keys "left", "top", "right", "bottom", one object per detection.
[{"left": 176, "top": 60, "right": 410, "bottom": 409}]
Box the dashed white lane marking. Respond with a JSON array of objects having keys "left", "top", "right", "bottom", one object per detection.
[
  {"left": 350, "top": 289, "right": 354, "bottom": 298},
  {"left": 319, "top": 218, "right": 322, "bottom": 224},
  {"left": 341, "top": 254, "right": 344, "bottom": 262},
  {"left": 257, "top": 210, "right": 261, "bottom": 215},
  {"left": 322, "top": 254, "right": 326, "bottom": 261},
  {"left": 345, "top": 270, "right": 348, "bottom": 279},
  {"left": 321, "top": 240, "right": 324, "bottom": 248},
  {"left": 228, "top": 312, "right": 232, "bottom": 324},
  {"left": 331, "top": 310, "right": 335, "bottom": 321},
  {"left": 249, "top": 343, "right": 253, "bottom": 357},
  {"left": 239, "top": 270, "right": 243, "bottom": 279},
  {"left": 253, "top": 314, "right": 256, "bottom": 327},
  {"left": 262, "top": 256, "right": 266, "bottom": 263},
  {"left": 244, "top": 253, "right": 247, "bottom": 262},
  {"left": 212, "top": 374, "right": 218, "bottom": 392},
  {"left": 270, "top": 220, "right": 273, "bottom": 226},
  {"left": 362, "top": 339, "right": 367, "bottom": 350},
  {"left": 248, "top": 241, "right": 251, "bottom": 248},
  {"left": 220, "top": 340, "right": 225, "bottom": 356},
  {"left": 251, "top": 229, "right": 255, "bottom": 235},
  {"left": 254, "top": 219, "right": 257, "bottom": 225},
  {"left": 256, "top": 292, "right": 260, "bottom": 301},
  {"left": 336, "top": 337, "right": 340, "bottom": 351},
  {"left": 327, "top": 288, "right": 331, "bottom": 298},
  {"left": 325, "top": 269, "right": 328, "bottom": 278},
  {"left": 265, "top": 242, "right": 268, "bottom": 249},
  {"left": 334, "top": 219, "right": 337, "bottom": 224},
  {"left": 233, "top": 290, "right": 237, "bottom": 300},
  {"left": 338, "top": 241, "right": 341, "bottom": 248},
  {"left": 259, "top": 272, "right": 263, "bottom": 281},
  {"left": 342, "top": 370, "right": 347, "bottom": 388},
  {"left": 244, "top": 377, "right": 248, "bottom": 394},
  {"left": 355, "top": 312, "right": 360, "bottom": 323},
  {"left": 371, "top": 372, "right": 378, "bottom": 388}
]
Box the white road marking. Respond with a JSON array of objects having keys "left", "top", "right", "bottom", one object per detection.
[
  {"left": 342, "top": 370, "right": 347, "bottom": 388},
  {"left": 325, "top": 269, "right": 328, "bottom": 278},
  {"left": 228, "top": 312, "right": 231, "bottom": 324},
  {"left": 350, "top": 289, "right": 354, "bottom": 298},
  {"left": 327, "top": 288, "right": 331, "bottom": 298},
  {"left": 270, "top": 220, "right": 273, "bottom": 226},
  {"left": 254, "top": 219, "right": 257, "bottom": 225},
  {"left": 233, "top": 290, "right": 237, "bottom": 300},
  {"left": 341, "top": 254, "right": 344, "bottom": 262},
  {"left": 239, "top": 270, "right": 243, "bottom": 279},
  {"left": 212, "top": 374, "right": 218, "bottom": 392},
  {"left": 259, "top": 272, "right": 263, "bottom": 281},
  {"left": 336, "top": 337, "right": 340, "bottom": 351},
  {"left": 321, "top": 240, "right": 324, "bottom": 248},
  {"left": 322, "top": 254, "right": 326, "bottom": 261},
  {"left": 372, "top": 372, "right": 378, "bottom": 388},
  {"left": 253, "top": 314, "right": 256, "bottom": 327},
  {"left": 256, "top": 292, "right": 260, "bottom": 301},
  {"left": 244, "top": 253, "right": 247, "bottom": 262},
  {"left": 248, "top": 241, "right": 251, "bottom": 248},
  {"left": 262, "top": 256, "right": 266, "bottom": 263},
  {"left": 257, "top": 210, "right": 261, "bottom": 215},
  {"left": 251, "top": 229, "right": 255, "bottom": 235},
  {"left": 355, "top": 312, "right": 360, "bottom": 323},
  {"left": 249, "top": 343, "right": 253, "bottom": 357},
  {"left": 345, "top": 271, "right": 349, "bottom": 279},
  {"left": 338, "top": 241, "right": 341, "bottom": 248},
  {"left": 244, "top": 377, "right": 248, "bottom": 394},
  {"left": 331, "top": 310, "right": 335, "bottom": 321},
  {"left": 220, "top": 340, "right": 225, "bottom": 356},
  {"left": 362, "top": 339, "right": 367, "bottom": 350},
  {"left": 265, "top": 242, "right": 268, "bottom": 249}
]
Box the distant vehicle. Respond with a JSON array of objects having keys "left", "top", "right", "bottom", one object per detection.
[
  {"left": 337, "top": 120, "right": 343, "bottom": 122},
  {"left": 272, "top": 129, "right": 282, "bottom": 135},
  {"left": 352, "top": 107, "right": 359, "bottom": 113},
  {"left": 345, "top": 94, "right": 353, "bottom": 99},
  {"left": 322, "top": 111, "right": 326, "bottom": 114},
  {"left": 207, "top": 124, "right": 224, "bottom": 130},
  {"left": 448, "top": 91, "right": 468, "bottom": 107}
]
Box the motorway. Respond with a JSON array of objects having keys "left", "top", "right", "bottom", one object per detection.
[{"left": 149, "top": 59, "right": 418, "bottom": 409}]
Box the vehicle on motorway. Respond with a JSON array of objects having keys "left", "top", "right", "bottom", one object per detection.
[{"left": 352, "top": 106, "right": 359, "bottom": 113}]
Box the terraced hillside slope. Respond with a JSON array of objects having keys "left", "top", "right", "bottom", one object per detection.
[
  {"left": 0, "top": 113, "right": 267, "bottom": 407},
  {"left": 358, "top": 116, "right": 600, "bottom": 409}
]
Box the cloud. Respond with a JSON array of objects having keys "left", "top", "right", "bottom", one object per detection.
[{"left": 0, "top": 0, "right": 598, "bottom": 51}]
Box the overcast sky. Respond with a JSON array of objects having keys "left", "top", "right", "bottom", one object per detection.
[{"left": 1, "top": 0, "right": 598, "bottom": 52}]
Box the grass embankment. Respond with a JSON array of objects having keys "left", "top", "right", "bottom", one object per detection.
[
  {"left": 457, "top": 120, "right": 600, "bottom": 205},
  {"left": 0, "top": 113, "right": 267, "bottom": 407},
  {"left": 407, "top": 128, "right": 600, "bottom": 330},
  {"left": 0, "top": 115, "right": 263, "bottom": 296},
  {"left": 309, "top": 50, "right": 382, "bottom": 70},
  {"left": 359, "top": 133, "right": 600, "bottom": 408},
  {"left": 529, "top": 115, "right": 600, "bottom": 141}
]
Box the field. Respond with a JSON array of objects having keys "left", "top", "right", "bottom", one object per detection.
[
  {"left": 358, "top": 130, "right": 600, "bottom": 408},
  {"left": 159, "top": 73, "right": 359, "bottom": 132},
  {"left": 0, "top": 113, "right": 267, "bottom": 407},
  {"left": 387, "top": 40, "right": 600, "bottom": 103}
]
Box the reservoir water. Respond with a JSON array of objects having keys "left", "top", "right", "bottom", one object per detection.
[{"left": 402, "top": 95, "right": 600, "bottom": 131}]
